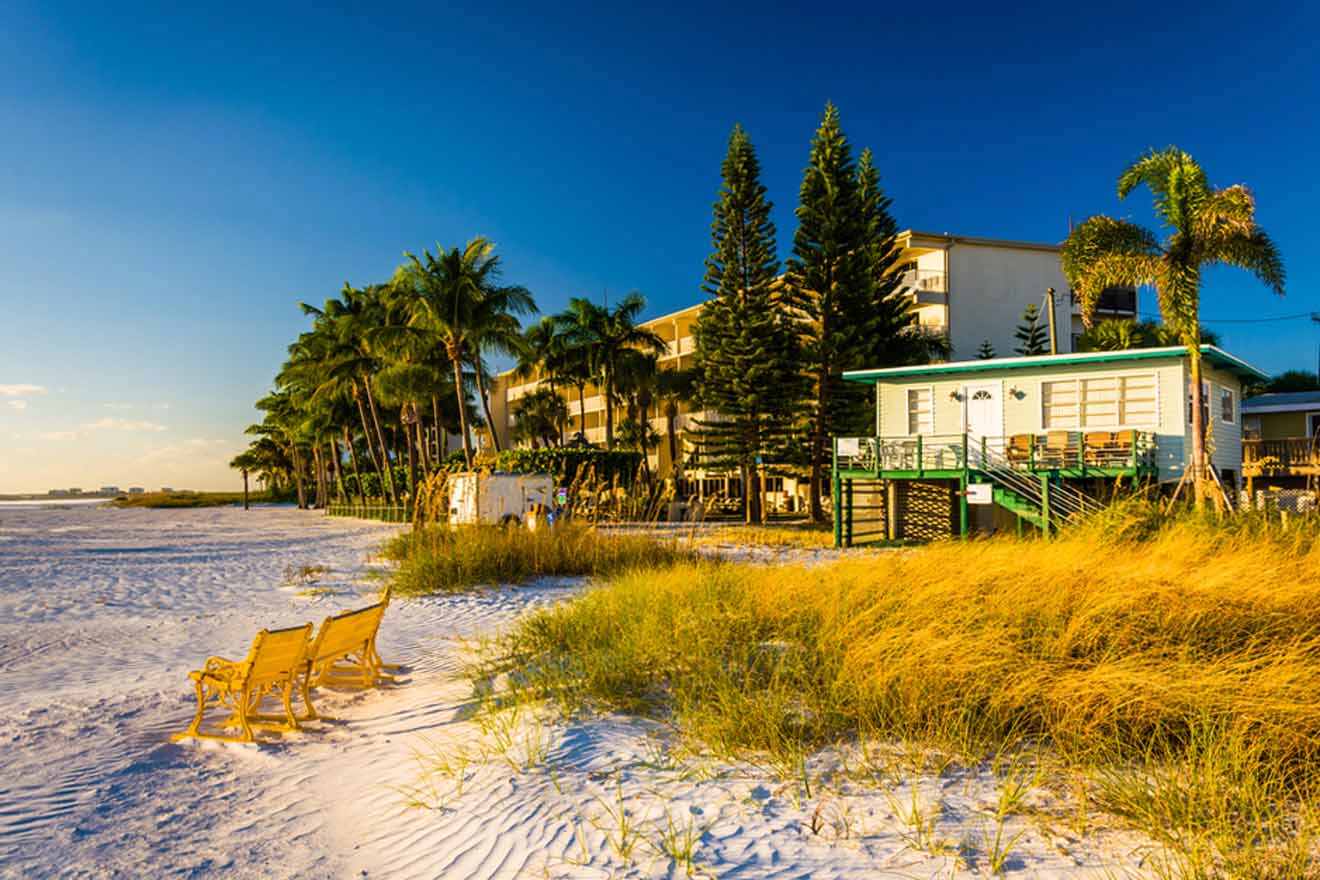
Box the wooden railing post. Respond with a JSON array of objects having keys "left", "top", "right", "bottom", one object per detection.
[
  {"left": 832, "top": 439, "right": 843, "bottom": 548},
  {"left": 917, "top": 435, "right": 924, "bottom": 477}
]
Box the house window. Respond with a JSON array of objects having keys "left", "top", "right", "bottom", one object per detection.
[
  {"left": 1042, "top": 380, "right": 1079, "bottom": 429},
  {"left": 907, "top": 387, "right": 933, "bottom": 434},
  {"left": 1219, "top": 387, "right": 1235, "bottom": 424},
  {"left": 1118, "top": 374, "right": 1157, "bottom": 424},
  {"left": 1045, "top": 373, "right": 1158, "bottom": 429}
]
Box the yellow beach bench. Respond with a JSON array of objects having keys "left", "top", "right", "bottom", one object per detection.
[
  {"left": 172, "top": 622, "right": 314, "bottom": 744},
  {"left": 299, "top": 591, "right": 396, "bottom": 721},
  {"left": 174, "top": 591, "right": 398, "bottom": 741}
]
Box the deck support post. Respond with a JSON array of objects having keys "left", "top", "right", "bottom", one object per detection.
[
  {"left": 1040, "top": 474, "right": 1052, "bottom": 536},
  {"left": 959, "top": 432, "right": 970, "bottom": 539},
  {"left": 832, "top": 441, "right": 843, "bottom": 549},
  {"left": 958, "top": 474, "right": 969, "bottom": 539},
  {"left": 916, "top": 435, "right": 924, "bottom": 478},
  {"left": 886, "top": 480, "right": 898, "bottom": 542},
  {"left": 844, "top": 479, "right": 854, "bottom": 547}
]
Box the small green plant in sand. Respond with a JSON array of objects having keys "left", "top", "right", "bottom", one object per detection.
[
  {"left": 111, "top": 491, "right": 256, "bottom": 508},
  {"left": 482, "top": 499, "right": 1320, "bottom": 876},
  {"left": 382, "top": 521, "right": 695, "bottom": 595}
]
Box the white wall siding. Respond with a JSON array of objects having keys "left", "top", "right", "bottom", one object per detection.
[{"left": 947, "top": 245, "right": 1072, "bottom": 360}]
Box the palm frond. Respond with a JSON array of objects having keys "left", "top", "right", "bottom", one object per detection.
[
  {"left": 1203, "top": 229, "right": 1286, "bottom": 296},
  {"left": 1061, "top": 216, "right": 1160, "bottom": 327}
]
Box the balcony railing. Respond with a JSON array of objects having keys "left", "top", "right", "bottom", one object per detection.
[
  {"left": 899, "top": 269, "right": 948, "bottom": 293},
  {"left": 834, "top": 431, "right": 1156, "bottom": 475},
  {"left": 1243, "top": 437, "right": 1320, "bottom": 476}
]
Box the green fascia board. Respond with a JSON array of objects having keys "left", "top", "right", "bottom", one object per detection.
[{"left": 842, "top": 345, "right": 1268, "bottom": 384}]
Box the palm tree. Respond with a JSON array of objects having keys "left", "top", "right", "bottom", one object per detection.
[
  {"left": 393, "top": 237, "right": 534, "bottom": 468},
  {"left": 229, "top": 449, "right": 261, "bottom": 510},
  {"left": 1062, "top": 147, "right": 1284, "bottom": 505},
  {"left": 558, "top": 292, "right": 665, "bottom": 448},
  {"left": 654, "top": 366, "right": 695, "bottom": 476},
  {"left": 468, "top": 284, "right": 536, "bottom": 453},
  {"left": 511, "top": 387, "right": 569, "bottom": 448}
]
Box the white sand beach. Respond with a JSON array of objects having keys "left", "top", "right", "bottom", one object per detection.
[{"left": 0, "top": 505, "right": 1160, "bottom": 878}]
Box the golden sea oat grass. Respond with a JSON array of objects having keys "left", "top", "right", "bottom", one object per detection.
[
  {"left": 383, "top": 521, "right": 696, "bottom": 595},
  {"left": 493, "top": 500, "right": 1320, "bottom": 874}
]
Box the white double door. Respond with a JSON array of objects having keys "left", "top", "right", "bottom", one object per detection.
[{"left": 962, "top": 382, "right": 1003, "bottom": 465}]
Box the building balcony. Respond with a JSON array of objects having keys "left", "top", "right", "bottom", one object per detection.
[{"left": 900, "top": 269, "right": 948, "bottom": 295}]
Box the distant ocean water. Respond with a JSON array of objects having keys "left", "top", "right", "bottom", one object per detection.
[{"left": 0, "top": 498, "right": 109, "bottom": 508}]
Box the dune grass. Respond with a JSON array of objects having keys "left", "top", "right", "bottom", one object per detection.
[
  {"left": 110, "top": 491, "right": 254, "bottom": 508},
  {"left": 488, "top": 501, "right": 1320, "bottom": 877},
  {"left": 382, "top": 522, "right": 696, "bottom": 595}
]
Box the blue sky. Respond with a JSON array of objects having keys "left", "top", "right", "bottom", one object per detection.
[{"left": 1, "top": 1, "right": 1317, "bottom": 491}]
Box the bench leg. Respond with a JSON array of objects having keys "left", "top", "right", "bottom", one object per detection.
[
  {"left": 171, "top": 678, "right": 209, "bottom": 742},
  {"left": 299, "top": 670, "right": 319, "bottom": 722}
]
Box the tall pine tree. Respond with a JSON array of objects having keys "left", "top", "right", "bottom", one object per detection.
[
  {"left": 692, "top": 124, "right": 804, "bottom": 524},
  {"left": 785, "top": 104, "right": 873, "bottom": 522},
  {"left": 1014, "top": 302, "right": 1049, "bottom": 355}
]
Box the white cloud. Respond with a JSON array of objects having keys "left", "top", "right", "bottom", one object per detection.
[
  {"left": 8, "top": 399, "right": 28, "bottom": 411},
  {"left": 82, "top": 418, "right": 168, "bottom": 433},
  {"left": 154, "top": 403, "right": 171, "bottom": 411},
  {"left": 0, "top": 384, "right": 46, "bottom": 397},
  {"left": 39, "top": 430, "right": 79, "bottom": 441},
  {"left": 103, "top": 403, "right": 134, "bottom": 410}
]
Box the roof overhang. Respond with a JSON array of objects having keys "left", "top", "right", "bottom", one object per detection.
[{"left": 843, "top": 346, "right": 1268, "bottom": 385}]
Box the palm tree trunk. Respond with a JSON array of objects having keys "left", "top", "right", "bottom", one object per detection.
[
  {"left": 432, "top": 395, "right": 443, "bottom": 462},
  {"left": 343, "top": 425, "right": 365, "bottom": 504},
  {"left": 353, "top": 383, "right": 386, "bottom": 498},
  {"left": 414, "top": 402, "right": 432, "bottom": 472},
  {"left": 290, "top": 444, "right": 307, "bottom": 509},
  {"left": 1190, "top": 348, "right": 1208, "bottom": 507},
  {"left": 450, "top": 345, "right": 474, "bottom": 468},
  {"left": 241, "top": 470, "right": 250, "bottom": 511},
  {"left": 665, "top": 408, "right": 678, "bottom": 476},
  {"left": 473, "top": 360, "right": 503, "bottom": 453},
  {"left": 577, "top": 384, "right": 587, "bottom": 442},
  {"left": 328, "top": 438, "right": 342, "bottom": 502},
  {"left": 403, "top": 410, "right": 417, "bottom": 510},
  {"left": 604, "top": 370, "right": 615, "bottom": 450},
  {"left": 363, "top": 377, "right": 399, "bottom": 506}
]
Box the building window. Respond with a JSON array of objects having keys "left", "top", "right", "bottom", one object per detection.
[
  {"left": 1219, "top": 386, "right": 1235, "bottom": 424},
  {"left": 907, "top": 387, "right": 933, "bottom": 434},
  {"left": 1044, "top": 373, "right": 1157, "bottom": 429}
]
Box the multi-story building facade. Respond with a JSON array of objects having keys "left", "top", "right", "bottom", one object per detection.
[
  {"left": 897, "top": 230, "right": 1136, "bottom": 359},
  {"left": 488, "top": 230, "right": 1138, "bottom": 508}
]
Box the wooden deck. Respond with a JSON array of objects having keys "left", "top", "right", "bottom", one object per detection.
[{"left": 1242, "top": 437, "right": 1320, "bottom": 479}]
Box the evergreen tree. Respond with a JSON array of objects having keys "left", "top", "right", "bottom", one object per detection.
[
  {"left": 692, "top": 124, "right": 804, "bottom": 524},
  {"left": 1013, "top": 302, "right": 1049, "bottom": 355},
  {"left": 976, "top": 339, "right": 996, "bottom": 359},
  {"left": 787, "top": 104, "right": 928, "bottom": 521}
]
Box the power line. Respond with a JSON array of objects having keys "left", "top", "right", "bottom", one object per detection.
[{"left": 1135, "top": 310, "right": 1320, "bottom": 325}]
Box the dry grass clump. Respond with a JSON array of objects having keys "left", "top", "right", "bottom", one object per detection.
[
  {"left": 383, "top": 522, "right": 696, "bottom": 595},
  {"left": 494, "top": 501, "right": 1320, "bottom": 876},
  {"left": 693, "top": 523, "right": 837, "bottom": 549}
]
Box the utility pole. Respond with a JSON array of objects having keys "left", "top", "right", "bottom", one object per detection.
[
  {"left": 1045, "top": 287, "right": 1058, "bottom": 355},
  {"left": 1312, "top": 314, "right": 1320, "bottom": 383}
]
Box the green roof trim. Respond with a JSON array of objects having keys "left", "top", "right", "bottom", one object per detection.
[{"left": 843, "top": 345, "right": 1268, "bottom": 384}]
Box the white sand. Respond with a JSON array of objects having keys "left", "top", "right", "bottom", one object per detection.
[{"left": 0, "top": 505, "right": 1161, "bottom": 878}]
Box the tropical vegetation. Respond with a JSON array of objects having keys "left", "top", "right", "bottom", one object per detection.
[{"left": 1062, "top": 146, "right": 1285, "bottom": 505}]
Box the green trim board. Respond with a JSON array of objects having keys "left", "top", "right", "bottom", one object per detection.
[
  {"left": 834, "top": 466, "right": 1152, "bottom": 481},
  {"left": 842, "top": 345, "right": 1267, "bottom": 384}
]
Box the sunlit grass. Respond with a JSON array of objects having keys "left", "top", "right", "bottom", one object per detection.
[
  {"left": 110, "top": 491, "right": 255, "bottom": 508},
  {"left": 487, "top": 500, "right": 1320, "bottom": 876},
  {"left": 692, "top": 522, "right": 837, "bottom": 549},
  {"left": 382, "top": 521, "right": 696, "bottom": 595}
]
